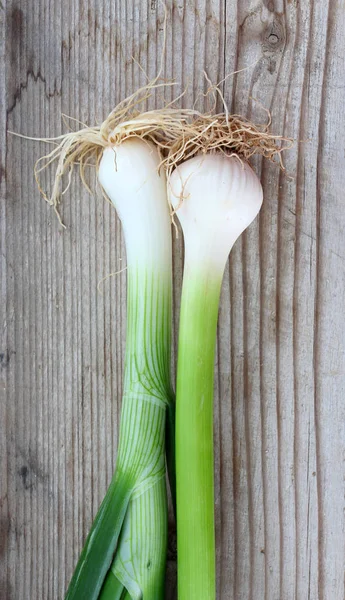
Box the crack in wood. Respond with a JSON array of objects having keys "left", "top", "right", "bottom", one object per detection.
[{"left": 6, "top": 69, "right": 61, "bottom": 117}]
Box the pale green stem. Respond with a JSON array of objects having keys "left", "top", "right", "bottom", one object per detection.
[
  {"left": 66, "top": 265, "right": 173, "bottom": 599},
  {"left": 98, "top": 265, "right": 173, "bottom": 599},
  {"left": 176, "top": 265, "right": 223, "bottom": 600},
  {"left": 105, "top": 475, "right": 168, "bottom": 599}
]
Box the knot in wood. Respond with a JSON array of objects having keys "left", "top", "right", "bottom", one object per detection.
[{"left": 262, "top": 17, "right": 285, "bottom": 53}]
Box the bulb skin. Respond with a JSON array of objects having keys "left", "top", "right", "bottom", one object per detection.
[
  {"left": 169, "top": 153, "right": 263, "bottom": 269},
  {"left": 98, "top": 138, "right": 171, "bottom": 268}
]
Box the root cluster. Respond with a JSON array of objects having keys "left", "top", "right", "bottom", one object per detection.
[{"left": 26, "top": 80, "right": 292, "bottom": 224}]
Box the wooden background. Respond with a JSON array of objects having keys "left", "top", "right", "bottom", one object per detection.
[{"left": 1, "top": 1, "right": 345, "bottom": 598}]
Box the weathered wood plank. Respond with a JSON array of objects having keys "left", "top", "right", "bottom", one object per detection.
[
  {"left": 0, "top": 0, "right": 9, "bottom": 598},
  {"left": 1, "top": 1, "right": 345, "bottom": 599}
]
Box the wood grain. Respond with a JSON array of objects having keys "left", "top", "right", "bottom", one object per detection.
[{"left": 1, "top": 1, "right": 345, "bottom": 599}]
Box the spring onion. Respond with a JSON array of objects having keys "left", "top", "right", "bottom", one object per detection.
[
  {"left": 169, "top": 153, "right": 263, "bottom": 600},
  {"left": 27, "top": 76, "right": 287, "bottom": 598},
  {"left": 66, "top": 138, "right": 174, "bottom": 599}
]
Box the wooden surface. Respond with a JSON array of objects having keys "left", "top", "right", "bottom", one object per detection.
[{"left": 1, "top": 1, "right": 345, "bottom": 598}]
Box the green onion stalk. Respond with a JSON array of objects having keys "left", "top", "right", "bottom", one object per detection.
[
  {"left": 169, "top": 154, "right": 263, "bottom": 600},
  {"left": 66, "top": 138, "right": 174, "bottom": 599}
]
